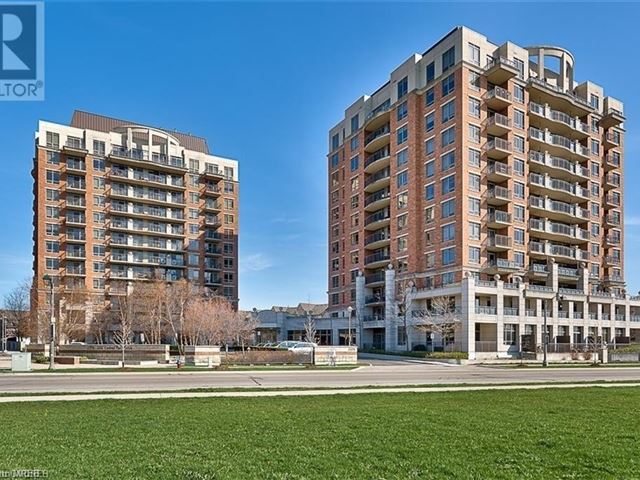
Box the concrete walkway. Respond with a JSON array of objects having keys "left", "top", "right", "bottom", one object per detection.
[{"left": 1, "top": 382, "right": 639, "bottom": 403}]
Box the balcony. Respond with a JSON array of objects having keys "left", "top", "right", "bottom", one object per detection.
[
  {"left": 364, "top": 146, "right": 391, "bottom": 174},
  {"left": 529, "top": 263, "right": 549, "bottom": 276},
  {"left": 364, "top": 168, "right": 390, "bottom": 193},
  {"left": 202, "top": 167, "right": 225, "bottom": 179},
  {"left": 486, "top": 186, "right": 511, "bottom": 205},
  {"left": 364, "top": 230, "right": 390, "bottom": 248},
  {"left": 528, "top": 172, "right": 589, "bottom": 203},
  {"left": 605, "top": 214, "right": 621, "bottom": 227},
  {"left": 65, "top": 181, "right": 86, "bottom": 192},
  {"left": 528, "top": 101, "right": 589, "bottom": 138},
  {"left": 557, "top": 267, "right": 579, "bottom": 278},
  {"left": 64, "top": 196, "right": 86, "bottom": 209},
  {"left": 528, "top": 241, "right": 587, "bottom": 262},
  {"left": 483, "top": 57, "right": 519, "bottom": 84},
  {"left": 483, "top": 259, "right": 521, "bottom": 274},
  {"left": 528, "top": 150, "right": 589, "bottom": 182},
  {"left": 604, "top": 173, "right": 620, "bottom": 190},
  {"left": 475, "top": 306, "right": 497, "bottom": 316},
  {"left": 486, "top": 210, "right": 511, "bottom": 228},
  {"left": 528, "top": 195, "right": 590, "bottom": 223},
  {"left": 603, "top": 275, "right": 624, "bottom": 285},
  {"left": 62, "top": 138, "right": 88, "bottom": 155},
  {"left": 364, "top": 124, "right": 391, "bottom": 153},
  {"left": 528, "top": 127, "right": 589, "bottom": 161},
  {"left": 486, "top": 234, "right": 512, "bottom": 252},
  {"left": 483, "top": 113, "right": 511, "bottom": 136},
  {"left": 604, "top": 131, "right": 621, "bottom": 150},
  {"left": 108, "top": 147, "right": 187, "bottom": 173},
  {"left": 365, "top": 271, "right": 386, "bottom": 286},
  {"left": 599, "top": 108, "right": 625, "bottom": 129},
  {"left": 364, "top": 209, "right": 390, "bottom": 230},
  {"left": 483, "top": 137, "right": 511, "bottom": 159},
  {"left": 605, "top": 193, "right": 621, "bottom": 208},
  {"left": 202, "top": 185, "right": 221, "bottom": 197},
  {"left": 65, "top": 159, "right": 86, "bottom": 172},
  {"left": 364, "top": 251, "right": 390, "bottom": 268},
  {"left": 486, "top": 161, "right": 511, "bottom": 182},
  {"left": 526, "top": 77, "right": 593, "bottom": 116},
  {"left": 604, "top": 234, "right": 621, "bottom": 247},
  {"left": 483, "top": 86, "right": 512, "bottom": 110},
  {"left": 529, "top": 218, "right": 589, "bottom": 245},
  {"left": 364, "top": 100, "right": 391, "bottom": 130},
  {"left": 364, "top": 189, "right": 390, "bottom": 212},
  {"left": 365, "top": 294, "right": 385, "bottom": 306},
  {"left": 604, "top": 255, "right": 621, "bottom": 267}
]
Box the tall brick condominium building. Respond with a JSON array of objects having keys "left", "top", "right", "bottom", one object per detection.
[
  {"left": 32, "top": 111, "right": 239, "bottom": 338},
  {"left": 328, "top": 27, "right": 637, "bottom": 357}
]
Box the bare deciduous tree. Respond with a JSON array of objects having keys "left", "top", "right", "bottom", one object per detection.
[
  {"left": 304, "top": 312, "right": 317, "bottom": 343},
  {"left": 396, "top": 275, "right": 418, "bottom": 352},
  {"left": 109, "top": 288, "right": 136, "bottom": 367},
  {"left": 415, "top": 296, "right": 462, "bottom": 350},
  {"left": 133, "top": 280, "right": 167, "bottom": 344},
  {"left": 2, "top": 280, "right": 31, "bottom": 340},
  {"left": 165, "top": 280, "right": 197, "bottom": 357},
  {"left": 57, "top": 287, "right": 90, "bottom": 344}
]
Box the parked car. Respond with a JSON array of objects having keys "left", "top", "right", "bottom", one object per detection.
[
  {"left": 275, "top": 341, "right": 299, "bottom": 350},
  {"left": 289, "top": 342, "right": 317, "bottom": 352}
]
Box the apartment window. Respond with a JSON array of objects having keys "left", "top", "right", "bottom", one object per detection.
[
  {"left": 469, "top": 246, "right": 480, "bottom": 264},
  {"left": 93, "top": 228, "right": 105, "bottom": 240},
  {"left": 45, "top": 240, "right": 59, "bottom": 253},
  {"left": 591, "top": 162, "right": 600, "bottom": 177},
  {"left": 442, "top": 101, "right": 455, "bottom": 123},
  {"left": 442, "top": 247, "right": 456, "bottom": 265},
  {"left": 350, "top": 136, "right": 359, "bottom": 151},
  {"left": 514, "top": 228, "right": 525, "bottom": 245},
  {"left": 591, "top": 223, "right": 600, "bottom": 237},
  {"left": 441, "top": 74, "right": 455, "bottom": 96},
  {"left": 514, "top": 205, "right": 525, "bottom": 222},
  {"left": 425, "top": 160, "right": 435, "bottom": 178},
  {"left": 425, "top": 87, "right": 435, "bottom": 106},
  {"left": 425, "top": 137, "right": 435, "bottom": 156},
  {"left": 46, "top": 132, "right": 59, "bottom": 148},
  {"left": 351, "top": 195, "right": 359, "bottom": 209},
  {"left": 330, "top": 153, "right": 339, "bottom": 168},
  {"left": 441, "top": 175, "right": 455, "bottom": 194},
  {"left": 93, "top": 195, "right": 105, "bottom": 207},
  {"left": 350, "top": 114, "right": 359, "bottom": 133},
  {"left": 189, "top": 208, "right": 199, "bottom": 219},
  {"left": 425, "top": 251, "right": 435, "bottom": 269},
  {"left": 224, "top": 182, "right": 234, "bottom": 194},
  {"left": 469, "top": 173, "right": 480, "bottom": 192},
  {"left": 591, "top": 182, "right": 600, "bottom": 197},
  {"left": 469, "top": 197, "right": 480, "bottom": 215},
  {"left": 425, "top": 230, "right": 434, "bottom": 246},
  {"left": 425, "top": 183, "right": 435, "bottom": 200},
  {"left": 45, "top": 258, "right": 59, "bottom": 270},
  {"left": 46, "top": 151, "right": 59, "bottom": 164},
  {"left": 514, "top": 182, "right": 525, "bottom": 199},
  {"left": 350, "top": 213, "right": 359, "bottom": 228},
  {"left": 45, "top": 189, "right": 59, "bottom": 201},
  {"left": 397, "top": 76, "right": 408, "bottom": 98},
  {"left": 442, "top": 223, "right": 455, "bottom": 242},
  {"left": 350, "top": 232, "right": 359, "bottom": 246},
  {"left": 514, "top": 84, "right": 524, "bottom": 103},
  {"left": 425, "top": 206, "right": 434, "bottom": 224},
  {"left": 441, "top": 198, "right": 455, "bottom": 218},
  {"left": 94, "top": 177, "right": 105, "bottom": 190},
  {"left": 93, "top": 262, "right": 105, "bottom": 273},
  {"left": 425, "top": 112, "right": 435, "bottom": 132},
  {"left": 513, "top": 158, "right": 525, "bottom": 176},
  {"left": 92, "top": 140, "right": 105, "bottom": 156},
  {"left": 189, "top": 174, "right": 199, "bottom": 187},
  {"left": 93, "top": 213, "right": 105, "bottom": 224},
  {"left": 397, "top": 102, "right": 408, "bottom": 121},
  {"left": 590, "top": 118, "right": 599, "bottom": 133},
  {"left": 468, "top": 148, "right": 480, "bottom": 167},
  {"left": 351, "top": 177, "right": 359, "bottom": 191},
  {"left": 468, "top": 124, "right": 480, "bottom": 144},
  {"left": 441, "top": 151, "right": 455, "bottom": 171},
  {"left": 397, "top": 125, "right": 408, "bottom": 145},
  {"left": 514, "top": 252, "right": 525, "bottom": 268},
  {"left": 514, "top": 110, "right": 525, "bottom": 129},
  {"left": 442, "top": 46, "right": 455, "bottom": 71},
  {"left": 331, "top": 133, "right": 340, "bottom": 151},
  {"left": 397, "top": 170, "right": 408, "bottom": 187},
  {"left": 426, "top": 62, "right": 435, "bottom": 83},
  {"left": 591, "top": 243, "right": 600, "bottom": 256},
  {"left": 397, "top": 192, "right": 408, "bottom": 209},
  {"left": 189, "top": 224, "right": 199, "bottom": 235},
  {"left": 46, "top": 170, "right": 60, "bottom": 184},
  {"left": 93, "top": 245, "right": 105, "bottom": 256},
  {"left": 469, "top": 71, "right": 480, "bottom": 91},
  {"left": 350, "top": 155, "right": 359, "bottom": 172},
  {"left": 468, "top": 97, "right": 480, "bottom": 118},
  {"left": 397, "top": 149, "right": 408, "bottom": 167},
  {"left": 441, "top": 126, "right": 455, "bottom": 147},
  {"left": 46, "top": 223, "right": 59, "bottom": 236},
  {"left": 397, "top": 214, "right": 408, "bottom": 231},
  {"left": 45, "top": 206, "right": 59, "bottom": 218},
  {"left": 514, "top": 135, "right": 525, "bottom": 153},
  {"left": 591, "top": 139, "right": 599, "bottom": 156},
  {"left": 469, "top": 222, "right": 480, "bottom": 240},
  {"left": 591, "top": 203, "right": 600, "bottom": 217},
  {"left": 468, "top": 43, "right": 480, "bottom": 65},
  {"left": 590, "top": 93, "right": 600, "bottom": 110},
  {"left": 398, "top": 236, "right": 408, "bottom": 252},
  {"left": 503, "top": 324, "right": 517, "bottom": 345}
]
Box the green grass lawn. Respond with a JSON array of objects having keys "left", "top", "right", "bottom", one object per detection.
[{"left": 1, "top": 388, "right": 639, "bottom": 479}]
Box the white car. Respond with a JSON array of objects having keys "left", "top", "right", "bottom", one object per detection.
[
  {"left": 276, "top": 341, "right": 299, "bottom": 350},
  {"left": 288, "top": 342, "right": 317, "bottom": 352}
]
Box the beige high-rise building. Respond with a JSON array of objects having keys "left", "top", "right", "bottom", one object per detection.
[
  {"left": 32, "top": 111, "right": 239, "bottom": 340},
  {"left": 327, "top": 27, "right": 636, "bottom": 356}
]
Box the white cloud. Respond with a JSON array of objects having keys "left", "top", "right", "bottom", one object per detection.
[
  {"left": 270, "top": 216, "right": 300, "bottom": 224},
  {"left": 625, "top": 217, "right": 640, "bottom": 227},
  {"left": 239, "top": 253, "right": 273, "bottom": 274}
]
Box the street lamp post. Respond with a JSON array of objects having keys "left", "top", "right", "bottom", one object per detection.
[
  {"left": 347, "top": 306, "right": 353, "bottom": 346},
  {"left": 1, "top": 314, "right": 6, "bottom": 352},
  {"left": 42, "top": 274, "right": 55, "bottom": 370}
]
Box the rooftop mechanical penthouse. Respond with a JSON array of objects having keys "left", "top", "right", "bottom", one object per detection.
[
  {"left": 32, "top": 111, "right": 239, "bottom": 340},
  {"left": 327, "top": 26, "right": 634, "bottom": 357}
]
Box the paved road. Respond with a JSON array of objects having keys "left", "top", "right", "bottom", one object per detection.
[{"left": 3, "top": 363, "right": 640, "bottom": 394}]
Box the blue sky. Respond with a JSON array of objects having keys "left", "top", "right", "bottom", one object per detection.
[{"left": 1, "top": 1, "right": 639, "bottom": 309}]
